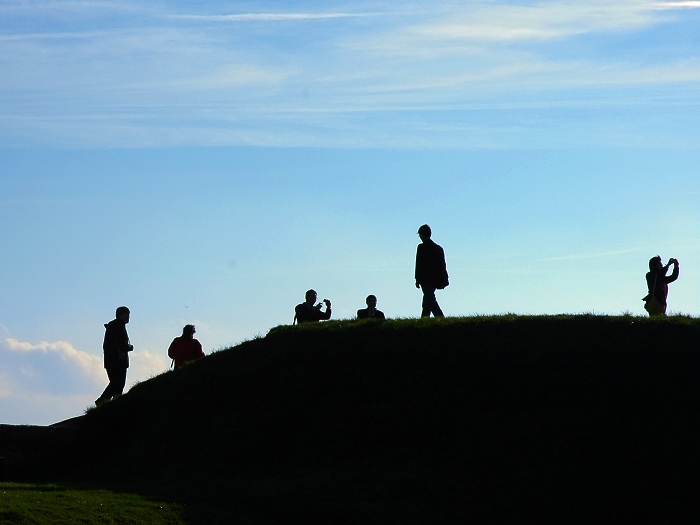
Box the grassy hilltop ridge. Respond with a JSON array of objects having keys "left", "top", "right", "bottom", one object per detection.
[{"left": 6, "top": 314, "right": 700, "bottom": 523}]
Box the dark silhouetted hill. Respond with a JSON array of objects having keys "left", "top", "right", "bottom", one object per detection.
[{"left": 7, "top": 315, "right": 700, "bottom": 523}]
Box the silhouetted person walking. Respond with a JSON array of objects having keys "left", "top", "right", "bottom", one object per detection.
[
  {"left": 357, "top": 294, "right": 386, "bottom": 320},
  {"left": 168, "top": 324, "right": 205, "bottom": 369},
  {"left": 294, "top": 289, "right": 332, "bottom": 324},
  {"left": 95, "top": 306, "right": 133, "bottom": 406},
  {"left": 415, "top": 224, "right": 448, "bottom": 318},
  {"left": 643, "top": 255, "right": 679, "bottom": 316}
]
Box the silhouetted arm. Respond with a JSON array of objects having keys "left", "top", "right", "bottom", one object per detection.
[
  {"left": 113, "top": 324, "right": 132, "bottom": 354},
  {"left": 664, "top": 264, "right": 679, "bottom": 284},
  {"left": 415, "top": 245, "right": 423, "bottom": 287},
  {"left": 319, "top": 305, "right": 331, "bottom": 320}
]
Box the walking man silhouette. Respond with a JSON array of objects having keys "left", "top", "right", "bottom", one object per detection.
[
  {"left": 95, "top": 306, "right": 133, "bottom": 406},
  {"left": 415, "top": 224, "right": 448, "bottom": 317}
]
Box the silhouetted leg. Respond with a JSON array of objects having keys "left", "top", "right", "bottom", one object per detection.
[
  {"left": 421, "top": 285, "right": 444, "bottom": 317},
  {"left": 97, "top": 366, "right": 127, "bottom": 402}
]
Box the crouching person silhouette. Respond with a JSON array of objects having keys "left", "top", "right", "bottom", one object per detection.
[
  {"left": 168, "top": 324, "right": 205, "bottom": 369},
  {"left": 294, "top": 289, "right": 331, "bottom": 324},
  {"left": 95, "top": 306, "right": 133, "bottom": 407},
  {"left": 357, "top": 294, "right": 385, "bottom": 320}
]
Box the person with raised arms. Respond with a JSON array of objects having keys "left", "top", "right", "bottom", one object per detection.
[{"left": 294, "top": 289, "right": 332, "bottom": 324}]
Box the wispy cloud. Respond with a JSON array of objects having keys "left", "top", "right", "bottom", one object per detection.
[
  {"left": 180, "top": 65, "right": 290, "bottom": 90},
  {"left": 166, "top": 12, "right": 383, "bottom": 22},
  {"left": 0, "top": 30, "right": 116, "bottom": 42},
  {"left": 1, "top": 0, "right": 699, "bottom": 148},
  {"left": 653, "top": 1, "right": 700, "bottom": 8},
  {"left": 401, "top": 1, "right": 663, "bottom": 45}
]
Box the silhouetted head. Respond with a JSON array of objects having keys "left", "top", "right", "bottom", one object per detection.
[
  {"left": 182, "top": 324, "right": 196, "bottom": 338},
  {"left": 116, "top": 306, "right": 130, "bottom": 323},
  {"left": 649, "top": 256, "right": 662, "bottom": 272},
  {"left": 305, "top": 289, "right": 317, "bottom": 305},
  {"left": 417, "top": 224, "right": 431, "bottom": 241},
  {"left": 366, "top": 295, "right": 377, "bottom": 309}
]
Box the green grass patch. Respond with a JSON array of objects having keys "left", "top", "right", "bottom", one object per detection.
[{"left": 0, "top": 483, "right": 184, "bottom": 525}]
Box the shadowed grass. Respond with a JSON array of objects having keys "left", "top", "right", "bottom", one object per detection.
[{"left": 7, "top": 314, "right": 700, "bottom": 523}]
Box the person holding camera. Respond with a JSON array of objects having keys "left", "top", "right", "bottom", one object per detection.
[
  {"left": 95, "top": 306, "right": 134, "bottom": 406},
  {"left": 643, "top": 256, "right": 680, "bottom": 316},
  {"left": 294, "top": 289, "right": 332, "bottom": 324}
]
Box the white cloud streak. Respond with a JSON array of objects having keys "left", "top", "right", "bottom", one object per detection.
[
  {"left": 180, "top": 65, "right": 290, "bottom": 90},
  {"left": 166, "top": 12, "right": 382, "bottom": 22},
  {"left": 654, "top": 1, "right": 700, "bottom": 8},
  {"left": 402, "top": 1, "right": 663, "bottom": 44}
]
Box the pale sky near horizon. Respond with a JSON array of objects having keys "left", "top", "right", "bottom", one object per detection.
[{"left": 1, "top": 0, "right": 699, "bottom": 425}]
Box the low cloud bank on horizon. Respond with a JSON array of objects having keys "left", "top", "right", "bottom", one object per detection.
[{"left": 0, "top": 337, "right": 168, "bottom": 424}]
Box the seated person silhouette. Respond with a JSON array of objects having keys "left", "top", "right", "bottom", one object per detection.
[
  {"left": 294, "top": 289, "right": 332, "bottom": 324},
  {"left": 168, "top": 324, "right": 205, "bottom": 369},
  {"left": 357, "top": 294, "right": 385, "bottom": 320}
]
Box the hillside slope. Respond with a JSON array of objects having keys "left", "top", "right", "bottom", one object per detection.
[{"left": 14, "top": 315, "right": 700, "bottom": 522}]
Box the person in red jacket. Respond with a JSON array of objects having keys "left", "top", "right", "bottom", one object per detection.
[{"left": 168, "top": 324, "right": 205, "bottom": 369}]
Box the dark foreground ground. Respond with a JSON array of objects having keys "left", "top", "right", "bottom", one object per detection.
[{"left": 2, "top": 315, "right": 700, "bottom": 523}]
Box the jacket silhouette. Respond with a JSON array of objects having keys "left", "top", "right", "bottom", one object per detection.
[
  {"left": 294, "top": 289, "right": 332, "bottom": 324},
  {"left": 357, "top": 294, "right": 385, "bottom": 320},
  {"left": 102, "top": 318, "right": 132, "bottom": 369},
  {"left": 295, "top": 302, "right": 332, "bottom": 323},
  {"left": 168, "top": 337, "right": 204, "bottom": 369},
  {"left": 357, "top": 308, "right": 385, "bottom": 320},
  {"left": 415, "top": 239, "right": 449, "bottom": 290}
]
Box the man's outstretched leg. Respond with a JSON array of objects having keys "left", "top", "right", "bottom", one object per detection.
[
  {"left": 421, "top": 285, "right": 444, "bottom": 317},
  {"left": 96, "top": 367, "right": 127, "bottom": 406}
]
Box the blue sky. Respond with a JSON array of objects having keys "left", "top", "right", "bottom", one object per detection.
[{"left": 1, "top": 0, "right": 699, "bottom": 425}]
